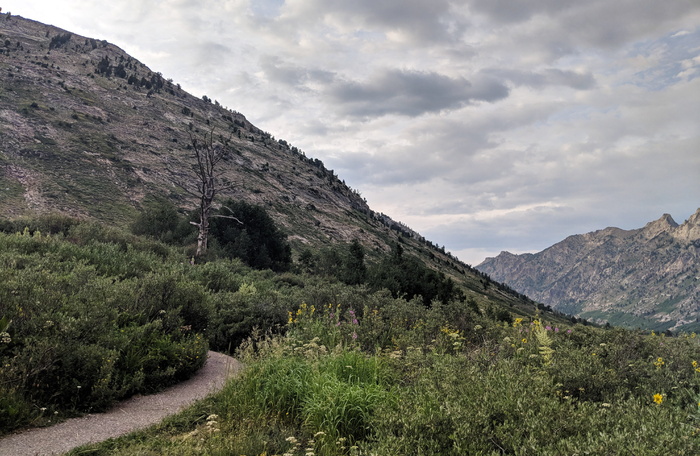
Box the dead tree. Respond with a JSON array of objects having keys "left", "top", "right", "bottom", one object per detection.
[{"left": 183, "top": 129, "right": 237, "bottom": 259}]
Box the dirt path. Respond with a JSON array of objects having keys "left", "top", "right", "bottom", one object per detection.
[{"left": 0, "top": 351, "right": 242, "bottom": 456}]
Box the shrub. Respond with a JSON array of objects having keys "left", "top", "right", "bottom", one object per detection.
[{"left": 209, "top": 200, "right": 291, "bottom": 271}]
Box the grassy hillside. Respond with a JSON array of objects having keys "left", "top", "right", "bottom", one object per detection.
[{"left": 0, "top": 13, "right": 560, "bottom": 324}]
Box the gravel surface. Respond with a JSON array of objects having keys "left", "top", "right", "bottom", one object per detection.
[{"left": 0, "top": 351, "right": 241, "bottom": 456}]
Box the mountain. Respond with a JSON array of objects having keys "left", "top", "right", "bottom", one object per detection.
[
  {"left": 0, "top": 13, "right": 555, "bottom": 319},
  {"left": 477, "top": 209, "right": 700, "bottom": 331}
]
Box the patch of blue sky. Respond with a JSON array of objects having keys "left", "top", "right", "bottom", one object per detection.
[
  {"left": 249, "top": 0, "right": 284, "bottom": 19},
  {"left": 546, "top": 105, "right": 618, "bottom": 125},
  {"left": 628, "top": 27, "right": 700, "bottom": 91}
]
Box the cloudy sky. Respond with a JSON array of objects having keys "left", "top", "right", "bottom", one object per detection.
[{"left": 5, "top": 0, "right": 700, "bottom": 265}]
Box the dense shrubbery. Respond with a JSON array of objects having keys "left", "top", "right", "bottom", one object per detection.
[
  {"left": 0, "top": 224, "right": 210, "bottom": 432},
  {"left": 72, "top": 292, "right": 700, "bottom": 455},
  {"left": 130, "top": 198, "right": 292, "bottom": 271},
  {"left": 0, "top": 216, "right": 370, "bottom": 433},
  {"left": 5, "top": 213, "right": 700, "bottom": 454},
  {"left": 209, "top": 199, "right": 292, "bottom": 272},
  {"left": 299, "top": 241, "right": 463, "bottom": 305}
]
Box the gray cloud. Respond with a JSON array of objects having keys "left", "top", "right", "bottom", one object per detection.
[
  {"left": 279, "top": 0, "right": 468, "bottom": 44},
  {"left": 482, "top": 68, "right": 596, "bottom": 90},
  {"left": 328, "top": 69, "right": 509, "bottom": 117},
  {"left": 259, "top": 55, "right": 335, "bottom": 87}
]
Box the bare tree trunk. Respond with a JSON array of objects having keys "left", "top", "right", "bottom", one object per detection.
[
  {"left": 183, "top": 129, "right": 232, "bottom": 260},
  {"left": 195, "top": 204, "right": 210, "bottom": 258}
]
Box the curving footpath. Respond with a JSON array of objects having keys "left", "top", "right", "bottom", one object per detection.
[{"left": 0, "top": 351, "right": 242, "bottom": 456}]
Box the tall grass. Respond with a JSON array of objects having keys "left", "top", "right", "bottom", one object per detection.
[{"left": 70, "top": 293, "right": 700, "bottom": 455}]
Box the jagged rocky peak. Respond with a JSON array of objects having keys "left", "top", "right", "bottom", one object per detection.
[
  {"left": 674, "top": 207, "right": 700, "bottom": 241},
  {"left": 475, "top": 208, "right": 700, "bottom": 330},
  {"left": 641, "top": 213, "right": 679, "bottom": 239}
]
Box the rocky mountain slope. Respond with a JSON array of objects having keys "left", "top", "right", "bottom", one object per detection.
[
  {"left": 477, "top": 209, "right": 700, "bottom": 331},
  {"left": 0, "top": 13, "right": 554, "bottom": 318}
]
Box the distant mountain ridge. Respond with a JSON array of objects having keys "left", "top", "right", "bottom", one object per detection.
[{"left": 477, "top": 209, "right": 700, "bottom": 331}]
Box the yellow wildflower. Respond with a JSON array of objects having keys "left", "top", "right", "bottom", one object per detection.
[
  {"left": 653, "top": 393, "right": 663, "bottom": 405},
  {"left": 654, "top": 357, "right": 665, "bottom": 369}
]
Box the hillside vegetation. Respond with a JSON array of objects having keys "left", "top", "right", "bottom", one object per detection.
[
  {"left": 73, "top": 276, "right": 700, "bottom": 454},
  {"left": 0, "top": 212, "right": 522, "bottom": 434},
  {"left": 0, "top": 216, "right": 698, "bottom": 454},
  {"left": 0, "top": 12, "right": 550, "bottom": 324}
]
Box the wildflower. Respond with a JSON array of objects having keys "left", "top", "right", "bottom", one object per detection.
[
  {"left": 554, "top": 327, "right": 560, "bottom": 332},
  {"left": 545, "top": 325, "right": 552, "bottom": 331},
  {"left": 567, "top": 329, "right": 573, "bottom": 334},
  {"left": 352, "top": 331, "right": 358, "bottom": 340},
  {"left": 653, "top": 393, "right": 663, "bottom": 405},
  {"left": 654, "top": 357, "right": 665, "bottom": 369},
  {"left": 0, "top": 332, "right": 10, "bottom": 344},
  {"left": 513, "top": 318, "right": 523, "bottom": 327},
  {"left": 521, "top": 338, "right": 527, "bottom": 344}
]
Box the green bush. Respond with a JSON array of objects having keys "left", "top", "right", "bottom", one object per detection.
[
  {"left": 209, "top": 199, "right": 292, "bottom": 271},
  {"left": 0, "top": 225, "right": 209, "bottom": 433}
]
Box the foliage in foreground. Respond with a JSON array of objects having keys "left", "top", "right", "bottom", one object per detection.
[
  {"left": 0, "top": 222, "right": 210, "bottom": 432},
  {"left": 72, "top": 295, "right": 700, "bottom": 455}
]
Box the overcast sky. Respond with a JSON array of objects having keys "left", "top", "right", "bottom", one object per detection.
[{"left": 5, "top": 0, "right": 700, "bottom": 265}]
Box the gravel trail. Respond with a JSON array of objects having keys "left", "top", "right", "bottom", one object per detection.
[{"left": 0, "top": 351, "right": 241, "bottom": 456}]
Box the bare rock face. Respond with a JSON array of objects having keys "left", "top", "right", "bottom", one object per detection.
[
  {"left": 674, "top": 208, "right": 700, "bottom": 241},
  {"left": 477, "top": 208, "right": 700, "bottom": 331}
]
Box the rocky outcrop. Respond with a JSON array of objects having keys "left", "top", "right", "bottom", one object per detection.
[{"left": 477, "top": 209, "right": 700, "bottom": 330}]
